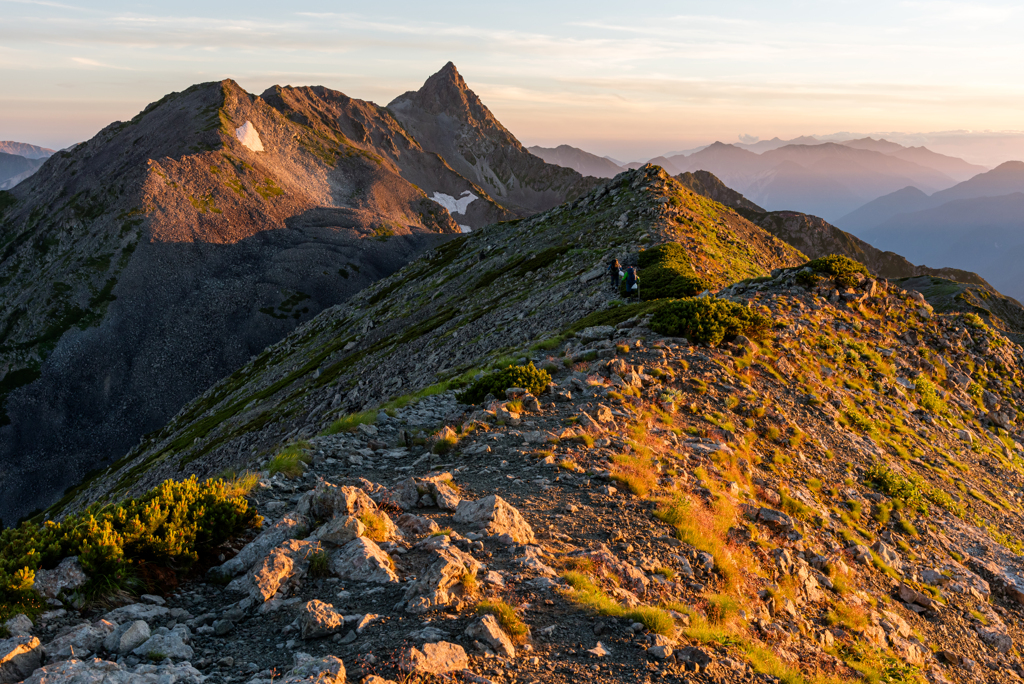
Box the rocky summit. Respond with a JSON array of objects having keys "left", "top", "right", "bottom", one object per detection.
[{"left": 0, "top": 64, "right": 602, "bottom": 524}]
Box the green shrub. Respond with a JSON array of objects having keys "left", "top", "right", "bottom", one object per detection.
[
  {"left": 323, "top": 410, "right": 376, "bottom": 435},
  {"left": 914, "top": 377, "right": 946, "bottom": 414},
  {"left": 267, "top": 442, "right": 312, "bottom": 479},
  {"left": 795, "top": 270, "right": 823, "bottom": 288},
  {"left": 459, "top": 362, "right": 551, "bottom": 404},
  {"left": 308, "top": 548, "right": 330, "bottom": 577},
  {"left": 0, "top": 476, "right": 261, "bottom": 622},
  {"left": 805, "top": 254, "right": 870, "bottom": 288},
  {"left": 650, "top": 297, "right": 772, "bottom": 346},
  {"left": 636, "top": 243, "right": 707, "bottom": 300}
]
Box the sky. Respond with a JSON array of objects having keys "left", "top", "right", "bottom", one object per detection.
[{"left": 3, "top": 0, "right": 1024, "bottom": 165}]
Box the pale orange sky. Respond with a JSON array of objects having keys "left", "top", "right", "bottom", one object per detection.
[{"left": 3, "top": 1, "right": 1024, "bottom": 165}]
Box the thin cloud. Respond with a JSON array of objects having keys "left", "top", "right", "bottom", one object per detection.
[{"left": 71, "top": 56, "right": 133, "bottom": 70}]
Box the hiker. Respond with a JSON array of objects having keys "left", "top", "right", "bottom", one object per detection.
[
  {"left": 608, "top": 259, "right": 622, "bottom": 291},
  {"left": 623, "top": 266, "right": 639, "bottom": 300}
]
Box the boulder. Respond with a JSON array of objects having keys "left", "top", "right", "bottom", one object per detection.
[
  {"left": 215, "top": 511, "right": 306, "bottom": 578},
  {"left": 330, "top": 538, "right": 398, "bottom": 583},
  {"left": 577, "top": 326, "right": 615, "bottom": 343},
  {"left": 278, "top": 655, "right": 346, "bottom": 683},
  {"left": 0, "top": 636, "right": 42, "bottom": 683},
  {"left": 465, "top": 615, "right": 515, "bottom": 658},
  {"left": 44, "top": 620, "right": 116, "bottom": 663},
  {"left": 299, "top": 600, "right": 345, "bottom": 640},
  {"left": 103, "top": 620, "right": 151, "bottom": 655},
  {"left": 102, "top": 604, "right": 170, "bottom": 623},
  {"left": 395, "top": 514, "right": 440, "bottom": 536},
  {"left": 399, "top": 641, "right": 468, "bottom": 675},
  {"left": 22, "top": 658, "right": 205, "bottom": 684},
  {"left": 978, "top": 628, "right": 1013, "bottom": 654},
  {"left": 311, "top": 516, "right": 365, "bottom": 546},
  {"left": 33, "top": 557, "right": 87, "bottom": 599},
  {"left": 2, "top": 615, "right": 32, "bottom": 638},
  {"left": 453, "top": 495, "right": 536, "bottom": 544},
  {"left": 404, "top": 546, "right": 481, "bottom": 614},
  {"left": 229, "top": 539, "right": 317, "bottom": 604},
  {"left": 298, "top": 481, "right": 376, "bottom": 520},
  {"left": 132, "top": 625, "right": 193, "bottom": 661}
]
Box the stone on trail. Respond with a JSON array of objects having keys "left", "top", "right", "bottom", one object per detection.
[
  {"left": 399, "top": 641, "right": 469, "bottom": 675},
  {"left": 132, "top": 625, "right": 194, "bottom": 661},
  {"left": 298, "top": 481, "right": 377, "bottom": 520},
  {"left": 276, "top": 655, "right": 346, "bottom": 683},
  {"left": 0, "top": 635, "right": 42, "bottom": 683},
  {"left": 43, "top": 620, "right": 116, "bottom": 663},
  {"left": 22, "top": 658, "right": 205, "bottom": 684},
  {"left": 2, "top": 614, "right": 32, "bottom": 638},
  {"left": 103, "top": 620, "right": 151, "bottom": 655},
  {"left": 452, "top": 495, "right": 536, "bottom": 544},
  {"left": 396, "top": 513, "right": 440, "bottom": 536},
  {"left": 230, "top": 539, "right": 318, "bottom": 604},
  {"left": 465, "top": 614, "right": 516, "bottom": 658},
  {"left": 330, "top": 537, "right": 398, "bottom": 583},
  {"left": 33, "top": 556, "right": 87, "bottom": 598},
  {"left": 299, "top": 600, "right": 345, "bottom": 639},
  {"left": 215, "top": 511, "right": 306, "bottom": 578},
  {"left": 404, "top": 546, "right": 482, "bottom": 614},
  {"left": 102, "top": 603, "right": 171, "bottom": 623},
  {"left": 311, "top": 515, "right": 365, "bottom": 546}
]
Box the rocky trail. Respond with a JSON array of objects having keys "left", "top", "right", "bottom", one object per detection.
[{"left": 7, "top": 262, "right": 1024, "bottom": 684}]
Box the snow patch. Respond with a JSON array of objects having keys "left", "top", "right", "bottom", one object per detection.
[
  {"left": 459, "top": 225, "right": 473, "bottom": 233},
  {"left": 430, "top": 190, "right": 477, "bottom": 215},
  {"left": 235, "top": 121, "right": 264, "bottom": 152}
]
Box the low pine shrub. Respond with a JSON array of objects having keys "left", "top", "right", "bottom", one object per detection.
[
  {"left": 636, "top": 243, "right": 707, "bottom": 300},
  {"left": 0, "top": 476, "right": 261, "bottom": 622},
  {"left": 805, "top": 254, "right": 870, "bottom": 288},
  {"left": 458, "top": 362, "right": 551, "bottom": 404},
  {"left": 650, "top": 297, "right": 772, "bottom": 346}
]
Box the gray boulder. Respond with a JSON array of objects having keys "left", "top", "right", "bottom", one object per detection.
[
  {"left": 33, "top": 557, "right": 87, "bottom": 599},
  {"left": 0, "top": 635, "right": 42, "bottom": 683},
  {"left": 23, "top": 658, "right": 204, "bottom": 683},
  {"left": 398, "top": 641, "right": 468, "bottom": 675},
  {"left": 330, "top": 538, "right": 398, "bottom": 584},
  {"left": 452, "top": 495, "right": 535, "bottom": 544},
  {"left": 103, "top": 620, "right": 151, "bottom": 655},
  {"left": 43, "top": 620, "right": 116, "bottom": 663},
  {"left": 132, "top": 625, "right": 193, "bottom": 662},
  {"left": 2, "top": 615, "right": 32, "bottom": 638},
  {"left": 465, "top": 614, "right": 516, "bottom": 658},
  {"left": 299, "top": 600, "right": 345, "bottom": 640},
  {"left": 215, "top": 511, "right": 306, "bottom": 577}
]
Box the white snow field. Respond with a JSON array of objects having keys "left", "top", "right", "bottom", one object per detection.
[
  {"left": 235, "top": 121, "right": 264, "bottom": 152},
  {"left": 430, "top": 190, "right": 477, "bottom": 215}
]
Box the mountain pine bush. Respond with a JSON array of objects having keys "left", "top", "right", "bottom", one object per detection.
[
  {"left": 636, "top": 243, "right": 707, "bottom": 300},
  {"left": 459, "top": 362, "right": 551, "bottom": 404},
  {"left": 806, "top": 254, "right": 870, "bottom": 288},
  {"left": 0, "top": 475, "right": 261, "bottom": 622},
  {"left": 650, "top": 297, "right": 772, "bottom": 346}
]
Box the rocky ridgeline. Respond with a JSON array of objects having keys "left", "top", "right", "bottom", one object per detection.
[
  {"left": 7, "top": 264, "right": 1024, "bottom": 683},
  {"left": 67, "top": 164, "right": 805, "bottom": 512}
]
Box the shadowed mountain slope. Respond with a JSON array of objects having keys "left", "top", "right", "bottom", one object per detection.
[
  {"left": 0, "top": 78, "right": 498, "bottom": 523},
  {"left": 388, "top": 63, "right": 601, "bottom": 214}
]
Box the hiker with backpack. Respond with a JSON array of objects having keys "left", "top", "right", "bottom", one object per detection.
[
  {"left": 622, "top": 266, "right": 640, "bottom": 301},
  {"left": 608, "top": 259, "right": 622, "bottom": 292}
]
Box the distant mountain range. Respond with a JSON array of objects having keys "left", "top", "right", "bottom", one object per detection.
[
  {"left": 0, "top": 143, "right": 55, "bottom": 190},
  {"left": 527, "top": 145, "right": 623, "bottom": 178},
  {"left": 532, "top": 137, "right": 987, "bottom": 223},
  {"left": 836, "top": 161, "right": 1024, "bottom": 301}
]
